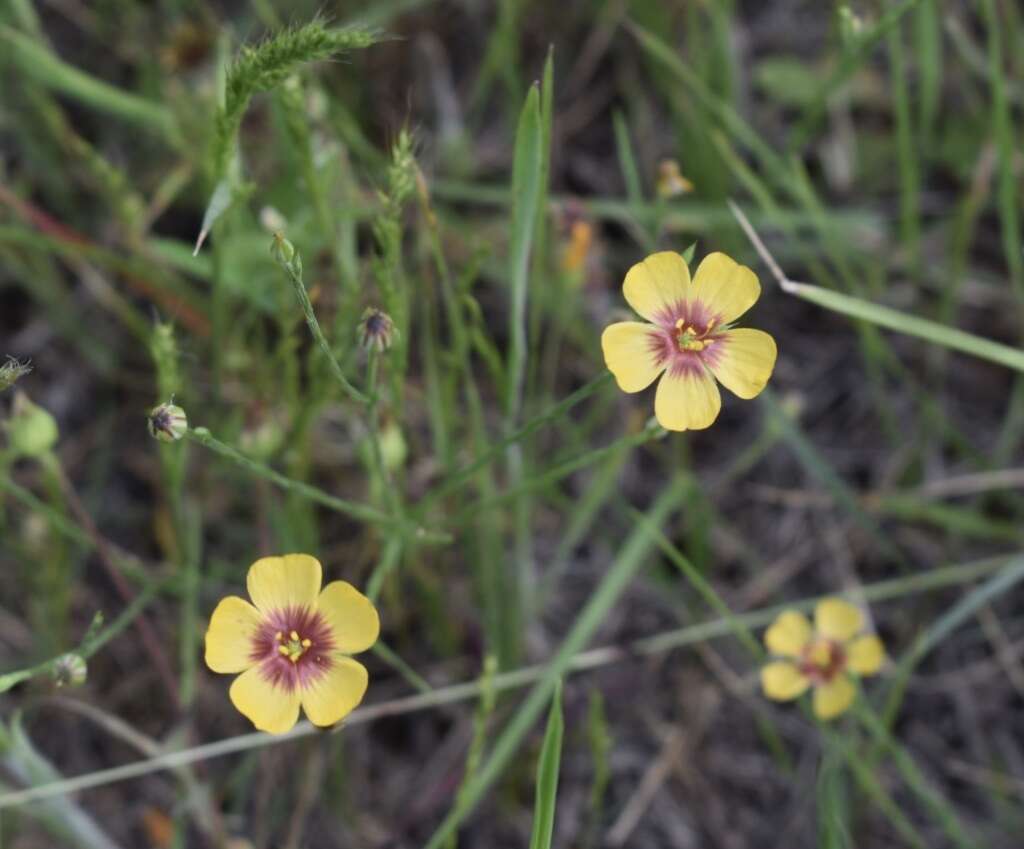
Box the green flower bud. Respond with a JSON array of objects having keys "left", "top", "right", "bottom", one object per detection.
[
  {"left": 270, "top": 232, "right": 301, "bottom": 277},
  {"left": 148, "top": 402, "right": 188, "bottom": 442},
  {"left": 53, "top": 653, "right": 87, "bottom": 688},
  {"left": 5, "top": 391, "right": 58, "bottom": 457},
  {"left": 378, "top": 420, "right": 407, "bottom": 472}
]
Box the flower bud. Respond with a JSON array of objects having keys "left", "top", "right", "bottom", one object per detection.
[
  {"left": 270, "top": 231, "right": 295, "bottom": 264},
  {"left": 270, "top": 232, "right": 301, "bottom": 277},
  {"left": 5, "top": 391, "right": 58, "bottom": 457},
  {"left": 148, "top": 402, "right": 188, "bottom": 442},
  {"left": 53, "top": 653, "right": 87, "bottom": 687},
  {"left": 359, "top": 308, "right": 396, "bottom": 353},
  {"left": 378, "top": 420, "right": 407, "bottom": 472}
]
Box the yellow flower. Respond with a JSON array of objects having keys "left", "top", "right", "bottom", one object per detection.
[
  {"left": 601, "top": 251, "right": 777, "bottom": 432},
  {"left": 561, "top": 219, "right": 594, "bottom": 275},
  {"left": 760, "top": 598, "right": 886, "bottom": 720},
  {"left": 656, "top": 159, "right": 694, "bottom": 198},
  {"left": 205, "top": 554, "right": 379, "bottom": 734}
]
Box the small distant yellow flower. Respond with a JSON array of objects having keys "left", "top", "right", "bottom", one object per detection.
[
  {"left": 205, "top": 554, "right": 379, "bottom": 734},
  {"left": 656, "top": 159, "right": 694, "bottom": 198},
  {"left": 601, "top": 251, "right": 777, "bottom": 431},
  {"left": 761, "top": 598, "right": 886, "bottom": 720},
  {"left": 561, "top": 219, "right": 594, "bottom": 275}
]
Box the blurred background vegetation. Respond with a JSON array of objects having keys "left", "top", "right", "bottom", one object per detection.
[{"left": 2, "top": 0, "right": 1024, "bottom": 847}]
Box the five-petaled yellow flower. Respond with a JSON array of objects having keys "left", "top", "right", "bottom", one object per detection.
[
  {"left": 601, "top": 251, "right": 777, "bottom": 431},
  {"left": 205, "top": 554, "right": 379, "bottom": 734},
  {"left": 761, "top": 598, "right": 885, "bottom": 720}
]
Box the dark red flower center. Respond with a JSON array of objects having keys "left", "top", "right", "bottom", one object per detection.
[
  {"left": 249, "top": 605, "right": 336, "bottom": 692},
  {"left": 797, "top": 638, "right": 846, "bottom": 685},
  {"left": 647, "top": 299, "right": 728, "bottom": 377}
]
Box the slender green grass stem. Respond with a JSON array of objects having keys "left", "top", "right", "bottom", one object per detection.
[
  {"left": 280, "top": 257, "right": 369, "bottom": 405},
  {"left": 365, "top": 350, "right": 402, "bottom": 518},
  {"left": 448, "top": 426, "right": 660, "bottom": 526},
  {"left": 0, "top": 26, "right": 179, "bottom": 140},
  {"left": 0, "top": 576, "right": 172, "bottom": 694},
  {"left": 183, "top": 428, "right": 452, "bottom": 546},
  {"left": 417, "top": 372, "right": 613, "bottom": 509},
  {"left": 0, "top": 552, "right": 1009, "bottom": 810},
  {"left": 854, "top": 702, "right": 977, "bottom": 849}
]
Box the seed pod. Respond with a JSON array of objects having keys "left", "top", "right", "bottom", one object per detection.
[{"left": 6, "top": 391, "right": 58, "bottom": 457}]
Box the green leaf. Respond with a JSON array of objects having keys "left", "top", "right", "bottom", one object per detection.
[{"left": 529, "top": 683, "right": 565, "bottom": 849}]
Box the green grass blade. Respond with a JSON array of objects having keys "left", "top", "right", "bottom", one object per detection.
[
  {"left": 0, "top": 26, "right": 177, "bottom": 138},
  {"left": 882, "top": 554, "right": 1024, "bottom": 729},
  {"left": 422, "top": 478, "right": 687, "bottom": 849},
  {"left": 528, "top": 682, "right": 565, "bottom": 849},
  {"left": 980, "top": 0, "right": 1024, "bottom": 298},
  {"left": 789, "top": 0, "right": 925, "bottom": 150},
  {"left": 781, "top": 279, "right": 1024, "bottom": 373},
  {"left": 506, "top": 82, "right": 544, "bottom": 422},
  {"left": 855, "top": 703, "right": 976, "bottom": 849},
  {"left": 914, "top": 0, "right": 942, "bottom": 141}
]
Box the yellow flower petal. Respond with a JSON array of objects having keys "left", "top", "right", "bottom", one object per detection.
[
  {"left": 815, "top": 597, "right": 864, "bottom": 642},
  {"left": 300, "top": 656, "right": 369, "bottom": 727},
  {"left": 761, "top": 662, "right": 810, "bottom": 701},
  {"left": 205, "top": 596, "right": 262, "bottom": 673},
  {"left": 654, "top": 367, "right": 721, "bottom": 431},
  {"left": 813, "top": 675, "right": 855, "bottom": 720},
  {"left": 691, "top": 252, "right": 760, "bottom": 324},
  {"left": 601, "top": 322, "right": 667, "bottom": 393},
  {"left": 247, "top": 554, "right": 322, "bottom": 614},
  {"left": 317, "top": 581, "right": 380, "bottom": 655},
  {"left": 764, "top": 610, "right": 812, "bottom": 658},
  {"left": 847, "top": 634, "right": 886, "bottom": 676},
  {"left": 708, "top": 328, "right": 777, "bottom": 400},
  {"left": 622, "top": 251, "right": 691, "bottom": 323},
  {"left": 229, "top": 665, "right": 301, "bottom": 734}
]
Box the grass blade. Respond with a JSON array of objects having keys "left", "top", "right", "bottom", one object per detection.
[
  {"left": 422, "top": 478, "right": 687, "bottom": 849},
  {"left": 528, "top": 682, "right": 565, "bottom": 849},
  {"left": 506, "top": 82, "right": 544, "bottom": 423},
  {"left": 0, "top": 26, "right": 177, "bottom": 138},
  {"left": 780, "top": 279, "right": 1024, "bottom": 374}
]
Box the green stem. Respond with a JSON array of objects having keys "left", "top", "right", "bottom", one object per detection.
[
  {"left": 184, "top": 427, "right": 448, "bottom": 544},
  {"left": 365, "top": 350, "right": 401, "bottom": 518},
  {"left": 280, "top": 256, "right": 369, "bottom": 405},
  {"left": 417, "top": 372, "right": 613, "bottom": 509}
]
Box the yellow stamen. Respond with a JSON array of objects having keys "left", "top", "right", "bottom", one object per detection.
[
  {"left": 275, "top": 631, "right": 283, "bottom": 641},
  {"left": 302, "top": 638, "right": 311, "bottom": 648},
  {"left": 278, "top": 645, "right": 290, "bottom": 656},
  {"left": 290, "top": 630, "right": 300, "bottom": 642}
]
